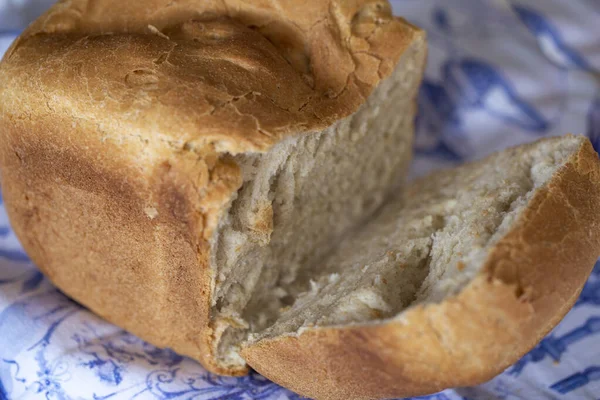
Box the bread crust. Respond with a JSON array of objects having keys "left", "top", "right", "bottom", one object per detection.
[
  {"left": 0, "top": 0, "right": 423, "bottom": 375},
  {"left": 241, "top": 139, "right": 600, "bottom": 399},
  {"left": 5, "top": 0, "right": 422, "bottom": 154}
]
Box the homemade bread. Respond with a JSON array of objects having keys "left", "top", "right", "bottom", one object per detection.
[
  {"left": 0, "top": 0, "right": 426, "bottom": 376},
  {"left": 243, "top": 135, "right": 600, "bottom": 399},
  {"left": 1, "top": 2, "right": 599, "bottom": 399}
]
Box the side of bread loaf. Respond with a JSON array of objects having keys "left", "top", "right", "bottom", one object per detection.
[
  {"left": 0, "top": 0, "right": 426, "bottom": 375},
  {"left": 242, "top": 135, "right": 600, "bottom": 399}
]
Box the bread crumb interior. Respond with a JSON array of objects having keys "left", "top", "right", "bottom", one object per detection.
[
  {"left": 253, "top": 135, "right": 584, "bottom": 342},
  {"left": 210, "top": 43, "right": 421, "bottom": 368},
  {"left": 210, "top": 36, "right": 583, "bottom": 368}
]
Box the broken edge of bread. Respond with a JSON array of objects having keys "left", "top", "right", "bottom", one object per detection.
[{"left": 243, "top": 135, "right": 600, "bottom": 399}]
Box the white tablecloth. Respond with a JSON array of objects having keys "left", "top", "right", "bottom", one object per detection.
[{"left": 0, "top": 1, "right": 599, "bottom": 399}]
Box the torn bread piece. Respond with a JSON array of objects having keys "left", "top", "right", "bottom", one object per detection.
[{"left": 242, "top": 135, "right": 600, "bottom": 400}]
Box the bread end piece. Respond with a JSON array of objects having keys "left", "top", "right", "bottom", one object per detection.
[{"left": 242, "top": 137, "right": 600, "bottom": 399}]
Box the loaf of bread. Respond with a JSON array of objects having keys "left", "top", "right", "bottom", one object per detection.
[
  {"left": 0, "top": 0, "right": 426, "bottom": 377},
  {"left": 1, "top": 1, "right": 599, "bottom": 400}
]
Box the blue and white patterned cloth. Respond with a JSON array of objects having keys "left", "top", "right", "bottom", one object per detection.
[{"left": 0, "top": 0, "right": 599, "bottom": 399}]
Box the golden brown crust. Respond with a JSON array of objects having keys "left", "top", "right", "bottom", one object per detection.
[
  {"left": 0, "top": 0, "right": 423, "bottom": 376},
  {"left": 0, "top": 110, "right": 243, "bottom": 375},
  {"left": 5, "top": 0, "right": 422, "bottom": 154},
  {"left": 241, "top": 139, "right": 600, "bottom": 399}
]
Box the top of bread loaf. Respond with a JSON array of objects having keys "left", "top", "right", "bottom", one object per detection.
[{"left": 3, "top": 0, "right": 421, "bottom": 155}]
